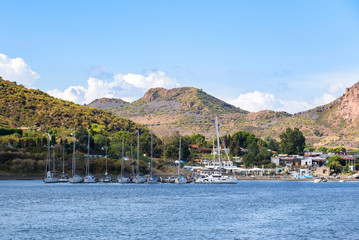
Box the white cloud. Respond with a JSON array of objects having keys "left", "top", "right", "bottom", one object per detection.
[
  {"left": 229, "top": 91, "right": 281, "bottom": 112},
  {"left": 229, "top": 91, "right": 339, "bottom": 114},
  {"left": 0, "top": 53, "right": 40, "bottom": 86},
  {"left": 115, "top": 71, "right": 179, "bottom": 89},
  {"left": 48, "top": 71, "right": 179, "bottom": 104}
]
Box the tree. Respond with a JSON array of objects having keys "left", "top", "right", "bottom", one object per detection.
[
  {"left": 267, "top": 138, "right": 279, "bottom": 151},
  {"left": 279, "top": 128, "right": 305, "bottom": 155},
  {"left": 327, "top": 156, "right": 345, "bottom": 173}
]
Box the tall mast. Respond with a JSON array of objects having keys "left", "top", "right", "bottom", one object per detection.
[
  {"left": 178, "top": 134, "right": 181, "bottom": 176},
  {"left": 215, "top": 117, "right": 222, "bottom": 175},
  {"left": 72, "top": 125, "right": 76, "bottom": 175},
  {"left": 150, "top": 130, "right": 153, "bottom": 176},
  {"left": 121, "top": 133, "right": 124, "bottom": 178},
  {"left": 105, "top": 137, "right": 108, "bottom": 175},
  {"left": 86, "top": 131, "right": 90, "bottom": 176},
  {"left": 137, "top": 128, "right": 140, "bottom": 175},
  {"left": 46, "top": 134, "right": 50, "bottom": 174},
  {"left": 213, "top": 136, "right": 215, "bottom": 163},
  {"left": 131, "top": 144, "right": 134, "bottom": 175},
  {"left": 62, "top": 138, "right": 65, "bottom": 175},
  {"left": 52, "top": 145, "right": 55, "bottom": 172}
]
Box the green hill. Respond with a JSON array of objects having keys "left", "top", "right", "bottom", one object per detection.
[{"left": 0, "top": 78, "right": 142, "bottom": 133}]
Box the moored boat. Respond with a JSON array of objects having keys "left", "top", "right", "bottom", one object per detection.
[
  {"left": 69, "top": 125, "right": 83, "bottom": 184},
  {"left": 194, "top": 117, "right": 237, "bottom": 184}
]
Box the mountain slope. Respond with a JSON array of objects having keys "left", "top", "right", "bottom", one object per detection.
[
  {"left": 0, "top": 78, "right": 143, "bottom": 133},
  {"left": 87, "top": 97, "right": 129, "bottom": 110},
  {"left": 88, "top": 84, "right": 359, "bottom": 149}
]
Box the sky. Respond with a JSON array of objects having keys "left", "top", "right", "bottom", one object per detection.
[{"left": 1, "top": 0, "right": 359, "bottom": 113}]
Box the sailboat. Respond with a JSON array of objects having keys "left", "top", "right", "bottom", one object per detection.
[
  {"left": 118, "top": 133, "right": 131, "bottom": 183},
  {"left": 195, "top": 117, "right": 237, "bottom": 184},
  {"left": 44, "top": 133, "right": 59, "bottom": 183},
  {"left": 100, "top": 137, "right": 112, "bottom": 183},
  {"left": 84, "top": 132, "right": 96, "bottom": 183},
  {"left": 175, "top": 134, "right": 187, "bottom": 184},
  {"left": 133, "top": 128, "right": 146, "bottom": 184},
  {"left": 58, "top": 139, "right": 68, "bottom": 182},
  {"left": 147, "top": 130, "right": 158, "bottom": 184},
  {"left": 69, "top": 125, "right": 83, "bottom": 183}
]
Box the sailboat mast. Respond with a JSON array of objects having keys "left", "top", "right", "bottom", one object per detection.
[
  {"left": 137, "top": 128, "right": 140, "bottom": 175},
  {"left": 215, "top": 117, "right": 222, "bottom": 175},
  {"left": 87, "top": 132, "right": 90, "bottom": 176},
  {"left": 46, "top": 135, "right": 50, "bottom": 173},
  {"left": 150, "top": 130, "right": 153, "bottom": 176},
  {"left": 131, "top": 144, "right": 134, "bottom": 175},
  {"left": 52, "top": 145, "right": 55, "bottom": 173},
  {"left": 105, "top": 137, "right": 108, "bottom": 174},
  {"left": 72, "top": 125, "right": 76, "bottom": 175},
  {"left": 121, "top": 133, "right": 124, "bottom": 178},
  {"left": 213, "top": 136, "right": 215, "bottom": 163},
  {"left": 178, "top": 134, "right": 181, "bottom": 176},
  {"left": 62, "top": 139, "right": 65, "bottom": 174}
]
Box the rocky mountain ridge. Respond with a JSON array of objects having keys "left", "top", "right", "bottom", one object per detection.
[{"left": 88, "top": 83, "right": 359, "bottom": 149}]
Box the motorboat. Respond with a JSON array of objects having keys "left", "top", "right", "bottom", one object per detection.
[{"left": 195, "top": 173, "right": 237, "bottom": 184}]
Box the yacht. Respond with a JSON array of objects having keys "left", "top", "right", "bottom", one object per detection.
[
  {"left": 175, "top": 134, "right": 187, "bottom": 184},
  {"left": 58, "top": 140, "right": 68, "bottom": 182},
  {"left": 195, "top": 117, "right": 237, "bottom": 184},
  {"left": 133, "top": 128, "right": 146, "bottom": 184},
  {"left": 84, "top": 132, "right": 96, "bottom": 183},
  {"left": 44, "top": 133, "right": 58, "bottom": 183},
  {"left": 147, "top": 131, "right": 158, "bottom": 184},
  {"left": 69, "top": 125, "right": 83, "bottom": 183},
  {"left": 100, "top": 138, "right": 112, "bottom": 183},
  {"left": 118, "top": 134, "right": 131, "bottom": 184}
]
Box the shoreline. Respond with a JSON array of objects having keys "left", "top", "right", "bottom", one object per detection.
[{"left": 1, "top": 175, "right": 358, "bottom": 182}]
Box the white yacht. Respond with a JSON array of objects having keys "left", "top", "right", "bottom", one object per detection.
[
  {"left": 58, "top": 141, "right": 68, "bottom": 182},
  {"left": 175, "top": 134, "right": 187, "bottom": 184},
  {"left": 118, "top": 134, "right": 131, "bottom": 184},
  {"left": 195, "top": 117, "right": 237, "bottom": 184},
  {"left": 133, "top": 128, "right": 146, "bottom": 184},
  {"left": 100, "top": 138, "right": 112, "bottom": 183},
  {"left": 44, "top": 133, "right": 59, "bottom": 183},
  {"left": 147, "top": 131, "right": 158, "bottom": 184},
  {"left": 69, "top": 125, "right": 83, "bottom": 184},
  {"left": 84, "top": 132, "right": 96, "bottom": 183}
]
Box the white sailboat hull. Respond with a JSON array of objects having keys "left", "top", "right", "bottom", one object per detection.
[
  {"left": 84, "top": 175, "right": 96, "bottom": 183},
  {"left": 147, "top": 177, "right": 158, "bottom": 184},
  {"left": 175, "top": 176, "right": 187, "bottom": 184},
  {"left": 69, "top": 175, "right": 83, "bottom": 183},
  {"left": 58, "top": 178, "right": 68, "bottom": 183},
  {"left": 44, "top": 177, "right": 59, "bottom": 183},
  {"left": 118, "top": 177, "right": 131, "bottom": 184},
  {"left": 133, "top": 175, "right": 146, "bottom": 184}
]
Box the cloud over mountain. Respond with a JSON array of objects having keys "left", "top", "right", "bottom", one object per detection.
[
  {"left": 48, "top": 71, "right": 179, "bottom": 104},
  {"left": 0, "top": 53, "right": 40, "bottom": 87}
]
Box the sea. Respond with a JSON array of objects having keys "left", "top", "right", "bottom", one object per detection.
[{"left": 0, "top": 180, "right": 358, "bottom": 240}]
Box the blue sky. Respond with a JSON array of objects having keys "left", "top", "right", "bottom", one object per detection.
[{"left": 1, "top": 0, "right": 359, "bottom": 113}]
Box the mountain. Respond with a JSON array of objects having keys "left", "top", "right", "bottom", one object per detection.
[
  {"left": 88, "top": 84, "right": 359, "bottom": 149},
  {"left": 0, "top": 78, "right": 144, "bottom": 134},
  {"left": 107, "top": 87, "right": 248, "bottom": 136},
  {"left": 87, "top": 97, "right": 129, "bottom": 110}
]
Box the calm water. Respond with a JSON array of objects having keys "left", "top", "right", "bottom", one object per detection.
[{"left": 0, "top": 180, "right": 358, "bottom": 240}]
